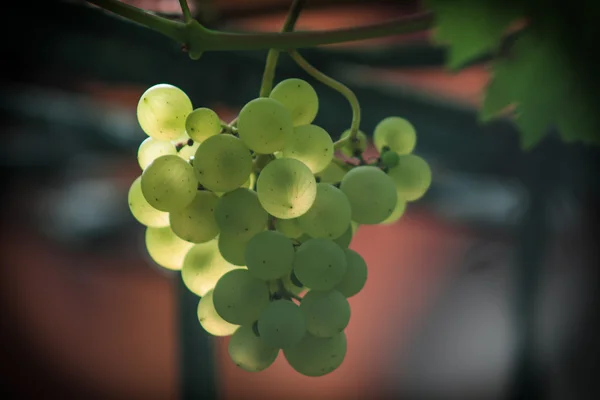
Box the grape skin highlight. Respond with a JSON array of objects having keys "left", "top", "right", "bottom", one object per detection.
[
  {"left": 270, "top": 78, "right": 319, "bottom": 126},
  {"left": 237, "top": 97, "right": 293, "bottom": 153},
  {"left": 137, "top": 84, "right": 192, "bottom": 141},
  {"left": 128, "top": 176, "right": 170, "bottom": 227},
  {"left": 197, "top": 289, "right": 239, "bottom": 336},
  {"left": 373, "top": 116, "right": 417, "bottom": 155},
  {"left": 145, "top": 225, "right": 194, "bottom": 271},
  {"left": 282, "top": 124, "right": 333, "bottom": 174},
  {"left": 137, "top": 137, "right": 177, "bottom": 170},
  {"left": 141, "top": 154, "right": 197, "bottom": 212}
]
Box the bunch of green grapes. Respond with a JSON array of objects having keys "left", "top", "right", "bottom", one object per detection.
[{"left": 127, "top": 80, "right": 431, "bottom": 377}]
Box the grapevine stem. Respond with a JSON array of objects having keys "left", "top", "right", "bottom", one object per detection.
[
  {"left": 259, "top": 0, "right": 306, "bottom": 97},
  {"left": 288, "top": 50, "right": 361, "bottom": 147},
  {"left": 85, "top": 0, "right": 433, "bottom": 52},
  {"left": 178, "top": 0, "right": 192, "bottom": 23}
]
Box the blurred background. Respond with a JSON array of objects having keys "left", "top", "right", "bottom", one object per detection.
[{"left": 2, "top": 0, "right": 599, "bottom": 399}]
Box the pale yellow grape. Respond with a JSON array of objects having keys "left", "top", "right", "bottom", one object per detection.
[
  {"left": 141, "top": 155, "right": 197, "bottom": 212},
  {"left": 256, "top": 158, "right": 317, "bottom": 219},
  {"left": 218, "top": 233, "right": 248, "bottom": 266},
  {"left": 171, "top": 130, "right": 191, "bottom": 145},
  {"left": 178, "top": 141, "right": 200, "bottom": 161},
  {"left": 270, "top": 78, "right": 319, "bottom": 126},
  {"left": 237, "top": 97, "right": 293, "bottom": 153},
  {"left": 197, "top": 289, "right": 238, "bottom": 336},
  {"left": 128, "top": 177, "right": 169, "bottom": 227},
  {"left": 316, "top": 161, "right": 347, "bottom": 184},
  {"left": 193, "top": 134, "right": 252, "bottom": 192},
  {"left": 293, "top": 238, "right": 347, "bottom": 290},
  {"left": 145, "top": 226, "right": 194, "bottom": 271},
  {"left": 214, "top": 188, "right": 267, "bottom": 240},
  {"left": 181, "top": 240, "right": 241, "bottom": 296},
  {"left": 169, "top": 190, "right": 219, "bottom": 243},
  {"left": 258, "top": 300, "right": 306, "bottom": 349},
  {"left": 340, "top": 166, "right": 397, "bottom": 224},
  {"left": 245, "top": 231, "right": 295, "bottom": 280},
  {"left": 297, "top": 183, "right": 351, "bottom": 240},
  {"left": 185, "top": 107, "right": 221, "bottom": 142},
  {"left": 275, "top": 218, "right": 304, "bottom": 239},
  {"left": 387, "top": 154, "right": 432, "bottom": 201},
  {"left": 373, "top": 116, "right": 417, "bottom": 155},
  {"left": 229, "top": 326, "right": 279, "bottom": 372},
  {"left": 332, "top": 224, "right": 353, "bottom": 248},
  {"left": 380, "top": 195, "right": 406, "bottom": 224},
  {"left": 300, "top": 290, "right": 350, "bottom": 338},
  {"left": 137, "top": 84, "right": 192, "bottom": 140},
  {"left": 137, "top": 137, "right": 177, "bottom": 170},
  {"left": 282, "top": 124, "right": 333, "bottom": 173},
  {"left": 213, "top": 269, "right": 270, "bottom": 325},
  {"left": 283, "top": 332, "right": 347, "bottom": 377},
  {"left": 338, "top": 129, "right": 368, "bottom": 158},
  {"left": 335, "top": 249, "right": 368, "bottom": 298}
]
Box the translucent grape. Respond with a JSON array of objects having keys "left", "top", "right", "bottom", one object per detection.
[
  {"left": 335, "top": 249, "right": 368, "bottom": 298},
  {"left": 340, "top": 166, "right": 397, "bottom": 224},
  {"left": 185, "top": 107, "right": 221, "bottom": 142},
  {"left": 282, "top": 124, "right": 333, "bottom": 173},
  {"left": 387, "top": 154, "right": 432, "bottom": 201},
  {"left": 212, "top": 269, "right": 270, "bottom": 325},
  {"left": 316, "top": 161, "right": 347, "bottom": 184},
  {"left": 218, "top": 233, "right": 248, "bottom": 266},
  {"left": 237, "top": 97, "right": 293, "bottom": 153},
  {"left": 197, "top": 289, "right": 239, "bottom": 336},
  {"left": 269, "top": 78, "right": 319, "bottom": 126},
  {"left": 283, "top": 332, "right": 347, "bottom": 377},
  {"left": 332, "top": 224, "right": 353, "bottom": 248},
  {"left": 137, "top": 84, "right": 192, "bottom": 141},
  {"left": 380, "top": 195, "right": 406, "bottom": 224},
  {"left": 182, "top": 240, "right": 241, "bottom": 296},
  {"left": 300, "top": 290, "right": 350, "bottom": 337},
  {"left": 297, "top": 183, "right": 351, "bottom": 240},
  {"left": 373, "top": 116, "right": 417, "bottom": 155},
  {"left": 141, "top": 154, "right": 197, "bottom": 212},
  {"left": 229, "top": 325, "right": 279, "bottom": 372},
  {"left": 245, "top": 231, "right": 295, "bottom": 280},
  {"left": 256, "top": 158, "right": 317, "bottom": 219},
  {"left": 275, "top": 218, "right": 304, "bottom": 239},
  {"left": 145, "top": 225, "right": 194, "bottom": 271},
  {"left": 128, "top": 176, "right": 169, "bottom": 227},
  {"left": 257, "top": 300, "right": 306, "bottom": 349},
  {"left": 169, "top": 190, "right": 219, "bottom": 243},
  {"left": 193, "top": 134, "right": 252, "bottom": 192},
  {"left": 137, "top": 137, "right": 177, "bottom": 170},
  {"left": 338, "top": 129, "right": 368, "bottom": 158},
  {"left": 178, "top": 141, "right": 200, "bottom": 161},
  {"left": 214, "top": 188, "right": 267, "bottom": 240},
  {"left": 293, "top": 238, "right": 347, "bottom": 290}
]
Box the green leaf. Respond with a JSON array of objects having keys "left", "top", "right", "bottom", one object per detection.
[
  {"left": 482, "top": 31, "right": 600, "bottom": 149},
  {"left": 426, "top": 0, "right": 522, "bottom": 70}
]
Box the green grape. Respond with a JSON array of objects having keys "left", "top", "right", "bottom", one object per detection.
[
  {"left": 316, "top": 161, "right": 347, "bottom": 184},
  {"left": 380, "top": 150, "right": 400, "bottom": 168},
  {"left": 171, "top": 130, "right": 191, "bottom": 145},
  {"left": 243, "top": 172, "right": 256, "bottom": 190},
  {"left": 351, "top": 221, "right": 359, "bottom": 234},
  {"left": 387, "top": 154, "right": 432, "bottom": 201},
  {"left": 128, "top": 176, "right": 169, "bottom": 227},
  {"left": 300, "top": 290, "right": 350, "bottom": 338},
  {"left": 214, "top": 188, "right": 267, "bottom": 240},
  {"left": 228, "top": 325, "right": 279, "bottom": 372},
  {"left": 380, "top": 195, "right": 406, "bottom": 224},
  {"left": 340, "top": 166, "right": 397, "bottom": 224},
  {"left": 213, "top": 269, "right": 270, "bottom": 325},
  {"left": 256, "top": 158, "right": 317, "bottom": 219},
  {"left": 332, "top": 224, "right": 353, "bottom": 248},
  {"left": 338, "top": 129, "right": 368, "bottom": 158},
  {"left": 297, "top": 183, "right": 351, "bottom": 240},
  {"left": 335, "top": 249, "right": 368, "bottom": 298},
  {"left": 218, "top": 233, "right": 248, "bottom": 266},
  {"left": 145, "top": 225, "right": 194, "bottom": 271},
  {"left": 182, "top": 240, "right": 241, "bottom": 296},
  {"left": 178, "top": 141, "right": 200, "bottom": 161},
  {"left": 141, "top": 154, "right": 197, "bottom": 212},
  {"left": 373, "top": 116, "right": 417, "bottom": 155},
  {"left": 169, "top": 190, "right": 219, "bottom": 243},
  {"left": 137, "top": 137, "right": 177, "bottom": 170},
  {"left": 282, "top": 272, "right": 305, "bottom": 296},
  {"left": 197, "top": 289, "right": 238, "bottom": 337},
  {"left": 275, "top": 218, "right": 304, "bottom": 239},
  {"left": 293, "top": 238, "right": 347, "bottom": 290},
  {"left": 185, "top": 107, "right": 221, "bottom": 142},
  {"left": 282, "top": 124, "right": 333, "bottom": 174},
  {"left": 193, "top": 134, "right": 252, "bottom": 192},
  {"left": 283, "top": 332, "right": 346, "bottom": 377},
  {"left": 257, "top": 300, "right": 306, "bottom": 349},
  {"left": 137, "top": 84, "right": 192, "bottom": 140},
  {"left": 269, "top": 78, "right": 319, "bottom": 126},
  {"left": 237, "top": 97, "right": 293, "bottom": 153},
  {"left": 245, "top": 231, "right": 295, "bottom": 280}
]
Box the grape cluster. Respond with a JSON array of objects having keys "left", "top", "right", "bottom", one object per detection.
[{"left": 128, "top": 79, "right": 432, "bottom": 377}]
